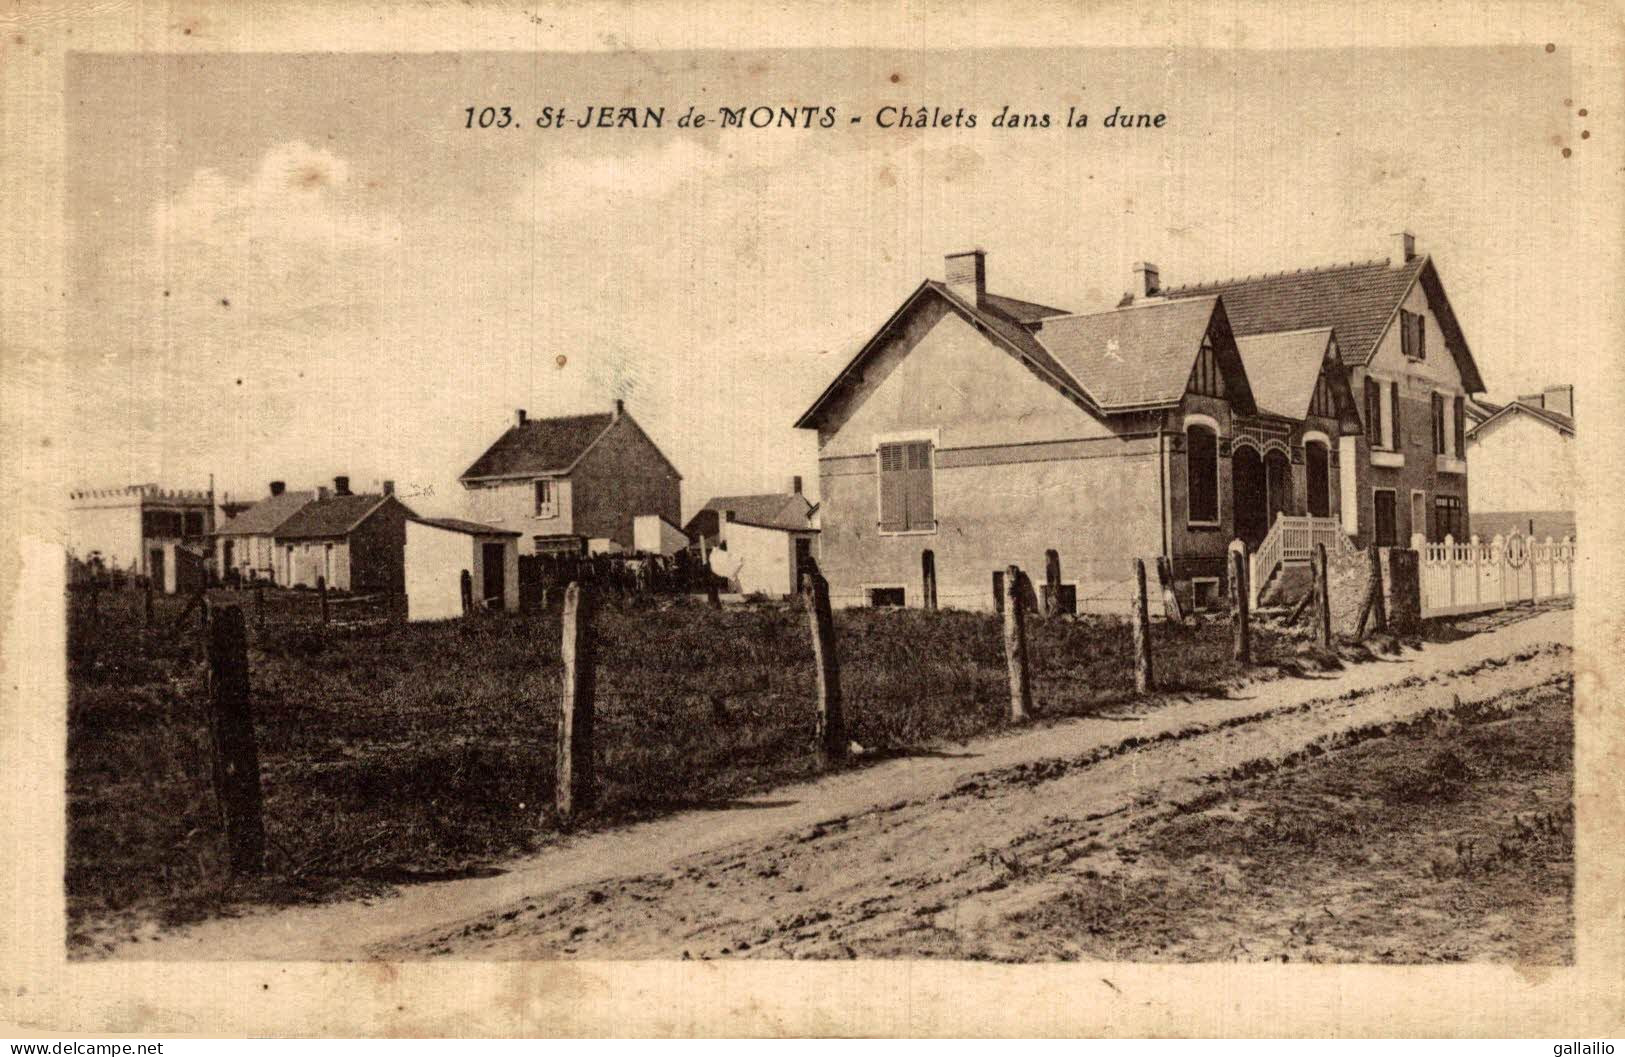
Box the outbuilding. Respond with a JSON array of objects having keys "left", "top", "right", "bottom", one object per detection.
[{"left": 404, "top": 517, "right": 521, "bottom": 621}]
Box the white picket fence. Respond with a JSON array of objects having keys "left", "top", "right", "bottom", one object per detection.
[{"left": 1412, "top": 532, "right": 1576, "bottom": 618}]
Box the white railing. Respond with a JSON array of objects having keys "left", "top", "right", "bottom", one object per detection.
[
  {"left": 1249, "top": 514, "right": 1343, "bottom": 609},
  {"left": 1413, "top": 532, "right": 1575, "bottom": 618}
]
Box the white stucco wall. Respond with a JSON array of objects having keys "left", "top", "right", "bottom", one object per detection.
[
  {"left": 462, "top": 478, "right": 573, "bottom": 552},
  {"left": 282, "top": 540, "right": 351, "bottom": 590},
  {"left": 1467, "top": 413, "right": 1575, "bottom": 513},
  {"left": 404, "top": 521, "right": 520, "bottom": 621},
  {"left": 708, "top": 521, "right": 813, "bottom": 596},
  {"left": 633, "top": 514, "right": 688, "bottom": 555}
]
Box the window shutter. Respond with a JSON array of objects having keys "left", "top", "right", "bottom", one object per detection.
[
  {"left": 1364, "top": 377, "right": 1382, "bottom": 445},
  {"left": 1453, "top": 397, "right": 1466, "bottom": 455},
  {"left": 878, "top": 443, "right": 906, "bottom": 531},
  {"left": 1389, "top": 381, "right": 1401, "bottom": 450},
  {"left": 904, "top": 441, "right": 934, "bottom": 530},
  {"left": 1417, "top": 314, "right": 1426, "bottom": 360}
]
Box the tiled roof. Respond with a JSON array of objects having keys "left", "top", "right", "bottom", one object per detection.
[
  {"left": 275, "top": 494, "right": 408, "bottom": 540},
  {"left": 460, "top": 413, "right": 615, "bottom": 480},
  {"left": 1156, "top": 257, "right": 1426, "bottom": 366},
  {"left": 411, "top": 516, "right": 521, "bottom": 537},
  {"left": 689, "top": 493, "right": 816, "bottom": 535},
  {"left": 1234, "top": 328, "right": 1335, "bottom": 419},
  {"left": 1033, "top": 296, "right": 1226, "bottom": 410},
  {"left": 1467, "top": 400, "right": 1575, "bottom": 439},
  {"left": 215, "top": 490, "right": 314, "bottom": 536},
  {"left": 979, "top": 291, "right": 1070, "bottom": 324}
]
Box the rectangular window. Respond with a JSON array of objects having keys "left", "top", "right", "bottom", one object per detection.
[
  {"left": 1431, "top": 392, "right": 1445, "bottom": 454},
  {"left": 1389, "top": 380, "right": 1402, "bottom": 450},
  {"left": 1374, "top": 489, "right": 1397, "bottom": 548},
  {"left": 1434, "top": 496, "right": 1464, "bottom": 542},
  {"left": 533, "top": 479, "right": 557, "bottom": 518},
  {"left": 1192, "top": 578, "right": 1221, "bottom": 611},
  {"left": 1401, "top": 310, "right": 1426, "bottom": 360},
  {"left": 878, "top": 440, "right": 934, "bottom": 533},
  {"left": 1186, "top": 425, "right": 1219, "bottom": 525},
  {"left": 1364, "top": 377, "right": 1383, "bottom": 448},
  {"left": 867, "top": 586, "right": 905, "bottom": 607}
]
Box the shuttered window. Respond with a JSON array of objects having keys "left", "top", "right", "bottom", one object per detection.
[
  {"left": 1389, "top": 380, "right": 1402, "bottom": 450},
  {"left": 1401, "top": 310, "right": 1426, "bottom": 360},
  {"left": 1364, "top": 377, "right": 1383, "bottom": 448},
  {"left": 1431, "top": 392, "right": 1445, "bottom": 454},
  {"left": 1186, "top": 425, "right": 1219, "bottom": 525},
  {"left": 878, "top": 440, "right": 935, "bottom": 532}
]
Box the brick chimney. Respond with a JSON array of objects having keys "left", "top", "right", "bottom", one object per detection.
[
  {"left": 515, "top": 408, "right": 527, "bottom": 428},
  {"left": 269, "top": 480, "right": 286, "bottom": 497},
  {"left": 790, "top": 475, "right": 803, "bottom": 495},
  {"left": 316, "top": 485, "right": 331, "bottom": 501},
  {"left": 614, "top": 398, "right": 625, "bottom": 418},
  {"left": 382, "top": 479, "right": 395, "bottom": 497},
  {"left": 1392, "top": 231, "right": 1416, "bottom": 264},
  {"left": 1542, "top": 384, "right": 1574, "bottom": 418},
  {"left": 334, "top": 475, "right": 351, "bottom": 496},
  {"left": 945, "top": 249, "right": 986, "bottom": 305},
  {"left": 1133, "top": 261, "right": 1160, "bottom": 298}
]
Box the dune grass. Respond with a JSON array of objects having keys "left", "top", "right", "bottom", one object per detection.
[{"left": 66, "top": 584, "right": 1293, "bottom": 948}]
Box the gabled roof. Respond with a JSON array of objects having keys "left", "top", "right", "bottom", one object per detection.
[
  {"left": 275, "top": 494, "right": 412, "bottom": 540},
  {"left": 687, "top": 493, "right": 817, "bottom": 535},
  {"left": 1234, "top": 327, "right": 1336, "bottom": 420},
  {"left": 795, "top": 280, "right": 1091, "bottom": 430},
  {"left": 1466, "top": 400, "right": 1575, "bottom": 440},
  {"left": 1464, "top": 396, "right": 1503, "bottom": 424},
  {"left": 409, "top": 516, "right": 522, "bottom": 537},
  {"left": 1154, "top": 255, "right": 1485, "bottom": 392},
  {"left": 460, "top": 413, "right": 616, "bottom": 481},
  {"left": 1033, "top": 296, "right": 1256, "bottom": 412},
  {"left": 215, "top": 489, "right": 315, "bottom": 536}
]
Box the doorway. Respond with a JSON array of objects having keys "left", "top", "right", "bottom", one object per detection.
[
  {"left": 793, "top": 536, "right": 814, "bottom": 589},
  {"left": 1264, "top": 449, "right": 1293, "bottom": 529},
  {"left": 148, "top": 547, "right": 165, "bottom": 591},
  {"left": 482, "top": 542, "right": 507, "bottom": 606},
  {"left": 1231, "top": 446, "right": 1267, "bottom": 550}
]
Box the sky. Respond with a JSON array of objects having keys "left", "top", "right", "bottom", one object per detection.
[{"left": 63, "top": 47, "right": 1584, "bottom": 519}]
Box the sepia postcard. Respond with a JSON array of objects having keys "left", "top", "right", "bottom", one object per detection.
[{"left": 2, "top": 0, "right": 1623, "bottom": 1039}]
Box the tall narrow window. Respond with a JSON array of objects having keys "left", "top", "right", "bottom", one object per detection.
[
  {"left": 1389, "top": 380, "right": 1402, "bottom": 450},
  {"left": 1374, "top": 489, "right": 1397, "bottom": 548},
  {"left": 1431, "top": 392, "right": 1445, "bottom": 454},
  {"left": 878, "top": 440, "right": 934, "bottom": 533},
  {"left": 1401, "top": 309, "right": 1426, "bottom": 360},
  {"left": 1186, "top": 424, "right": 1219, "bottom": 525},
  {"left": 1305, "top": 441, "right": 1330, "bottom": 518},
  {"left": 533, "top": 480, "right": 556, "bottom": 518},
  {"left": 1364, "top": 377, "right": 1383, "bottom": 448}
]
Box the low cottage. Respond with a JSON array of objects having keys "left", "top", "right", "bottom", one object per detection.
[
  {"left": 403, "top": 517, "right": 521, "bottom": 621},
  {"left": 685, "top": 488, "right": 821, "bottom": 597},
  {"left": 1465, "top": 385, "right": 1575, "bottom": 540},
  {"left": 271, "top": 478, "right": 416, "bottom": 592},
  {"left": 214, "top": 481, "right": 315, "bottom": 584}
]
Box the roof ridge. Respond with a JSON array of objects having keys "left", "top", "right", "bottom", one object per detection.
[
  {"left": 1044, "top": 293, "right": 1217, "bottom": 322},
  {"left": 1161, "top": 256, "right": 1401, "bottom": 296}
]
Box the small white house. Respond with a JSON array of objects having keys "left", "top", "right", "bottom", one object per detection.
[
  {"left": 633, "top": 514, "right": 688, "bottom": 556},
  {"left": 1464, "top": 384, "right": 1576, "bottom": 540},
  {"left": 404, "top": 517, "right": 521, "bottom": 622},
  {"left": 685, "top": 491, "right": 819, "bottom": 597}
]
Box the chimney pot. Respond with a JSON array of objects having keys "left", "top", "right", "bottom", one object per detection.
[
  {"left": 269, "top": 480, "right": 286, "bottom": 497},
  {"left": 316, "top": 485, "right": 331, "bottom": 501},
  {"left": 614, "top": 398, "right": 625, "bottom": 417},
  {"left": 791, "top": 475, "right": 803, "bottom": 495},
  {"left": 944, "top": 249, "right": 987, "bottom": 305},
  {"left": 1133, "top": 261, "right": 1160, "bottom": 297},
  {"left": 515, "top": 408, "right": 527, "bottom": 428},
  {"left": 334, "top": 475, "right": 350, "bottom": 496},
  {"left": 1392, "top": 231, "right": 1416, "bottom": 264}
]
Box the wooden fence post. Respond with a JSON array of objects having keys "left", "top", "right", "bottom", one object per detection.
[
  {"left": 802, "top": 571, "right": 846, "bottom": 764},
  {"left": 1044, "top": 549, "right": 1062, "bottom": 617},
  {"left": 144, "top": 577, "right": 154, "bottom": 630},
  {"left": 205, "top": 604, "right": 265, "bottom": 876},
  {"left": 556, "top": 581, "right": 597, "bottom": 827},
  {"left": 1356, "top": 544, "right": 1387, "bottom": 638},
  {"left": 1229, "top": 544, "right": 1250, "bottom": 665},
  {"left": 318, "top": 576, "right": 329, "bottom": 626},
  {"left": 1157, "top": 556, "right": 1185, "bottom": 624},
  {"left": 1132, "top": 558, "right": 1154, "bottom": 693},
  {"left": 1312, "top": 542, "right": 1332, "bottom": 649},
  {"left": 460, "top": 570, "right": 473, "bottom": 616},
  {"left": 921, "top": 550, "right": 938, "bottom": 612},
  {"left": 1002, "top": 565, "right": 1033, "bottom": 721}
]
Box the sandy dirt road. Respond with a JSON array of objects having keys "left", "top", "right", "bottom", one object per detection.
[{"left": 122, "top": 607, "right": 1570, "bottom": 961}]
